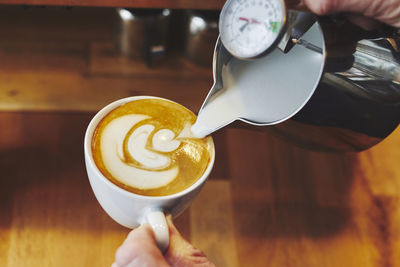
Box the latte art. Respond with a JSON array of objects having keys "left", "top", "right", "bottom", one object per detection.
[
  {"left": 92, "top": 99, "right": 213, "bottom": 196},
  {"left": 101, "top": 115, "right": 180, "bottom": 189}
]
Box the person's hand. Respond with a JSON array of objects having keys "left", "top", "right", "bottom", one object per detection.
[
  {"left": 111, "top": 215, "right": 216, "bottom": 267},
  {"left": 287, "top": 0, "right": 400, "bottom": 29}
]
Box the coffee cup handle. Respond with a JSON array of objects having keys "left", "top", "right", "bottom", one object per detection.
[{"left": 145, "top": 210, "right": 169, "bottom": 252}]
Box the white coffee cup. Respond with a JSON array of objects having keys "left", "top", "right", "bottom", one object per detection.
[{"left": 84, "top": 96, "right": 215, "bottom": 252}]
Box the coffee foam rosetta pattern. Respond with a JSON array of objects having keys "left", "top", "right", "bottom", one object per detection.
[
  {"left": 101, "top": 114, "right": 182, "bottom": 189},
  {"left": 92, "top": 99, "right": 212, "bottom": 196}
]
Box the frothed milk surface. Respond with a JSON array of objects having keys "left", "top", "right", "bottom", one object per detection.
[{"left": 92, "top": 99, "right": 213, "bottom": 196}]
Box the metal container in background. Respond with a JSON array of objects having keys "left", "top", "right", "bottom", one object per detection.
[
  {"left": 185, "top": 10, "right": 219, "bottom": 67},
  {"left": 115, "top": 8, "right": 171, "bottom": 67}
]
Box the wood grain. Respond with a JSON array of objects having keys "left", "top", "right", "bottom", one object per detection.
[
  {"left": 0, "top": 112, "right": 399, "bottom": 267},
  {"left": 1, "top": 6, "right": 400, "bottom": 267},
  {"left": 190, "top": 181, "right": 239, "bottom": 267}
]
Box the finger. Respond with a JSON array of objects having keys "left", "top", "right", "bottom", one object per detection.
[
  {"left": 345, "top": 14, "right": 381, "bottom": 30},
  {"left": 114, "top": 224, "right": 169, "bottom": 267},
  {"left": 285, "top": 0, "right": 308, "bottom": 11},
  {"left": 115, "top": 225, "right": 152, "bottom": 266},
  {"left": 166, "top": 215, "right": 183, "bottom": 240},
  {"left": 301, "top": 0, "right": 371, "bottom": 15},
  {"left": 301, "top": 0, "right": 400, "bottom": 27},
  {"left": 166, "top": 214, "right": 192, "bottom": 250},
  {"left": 286, "top": 0, "right": 390, "bottom": 31},
  {"left": 165, "top": 215, "right": 216, "bottom": 267}
]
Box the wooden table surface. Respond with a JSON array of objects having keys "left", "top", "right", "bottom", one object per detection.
[
  {"left": 0, "top": 6, "right": 400, "bottom": 267},
  {"left": 0, "top": 112, "right": 399, "bottom": 267}
]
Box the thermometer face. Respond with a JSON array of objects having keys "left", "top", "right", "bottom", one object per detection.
[{"left": 219, "top": 0, "right": 286, "bottom": 59}]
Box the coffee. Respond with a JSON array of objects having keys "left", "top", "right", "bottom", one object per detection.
[{"left": 91, "top": 98, "right": 213, "bottom": 196}]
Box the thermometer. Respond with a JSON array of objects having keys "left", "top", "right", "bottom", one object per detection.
[{"left": 219, "top": 0, "right": 287, "bottom": 59}]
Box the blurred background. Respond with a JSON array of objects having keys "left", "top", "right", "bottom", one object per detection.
[
  {"left": 0, "top": 3, "right": 399, "bottom": 267},
  {"left": 0, "top": 5, "right": 221, "bottom": 112}
]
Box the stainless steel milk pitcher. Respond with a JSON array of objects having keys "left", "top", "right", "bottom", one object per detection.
[
  {"left": 197, "top": 12, "right": 400, "bottom": 152},
  {"left": 271, "top": 16, "right": 400, "bottom": 152}
]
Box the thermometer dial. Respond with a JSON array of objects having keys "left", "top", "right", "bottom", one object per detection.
[{"left": 219, "top": 0, "right": 286, "bottom": 59}]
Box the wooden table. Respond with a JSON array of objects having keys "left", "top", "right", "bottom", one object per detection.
[
  {"left": 0, "top": 112, "right": 399, "bottom": 267},
  {"left": 0, "top": 5, "right": 399, "bottom": 267}
]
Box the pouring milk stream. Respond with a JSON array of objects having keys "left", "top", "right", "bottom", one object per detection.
[
  {"left": 189, "top": 0, "right": 326, "bottom": 138},
  {"left": 191, "top": 11, "right": 326, "bottom": 138}
]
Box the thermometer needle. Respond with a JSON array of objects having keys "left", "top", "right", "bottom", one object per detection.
[
  {"left": 239, "top": 17, "right": 249, "bottom": 32},
  {"left": 239, "top": 17, "right": 261, "bottom": 24},
  {"left": 240, "top": 22, "right": 249, "bottom": 32},
  {"left": 239, "top": 17, "right": 262, "bottom": 32}
]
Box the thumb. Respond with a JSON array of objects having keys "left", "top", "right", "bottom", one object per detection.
[
  {"left": 113, "top": 224, "right": 169, "bottom": 267},
  {"left": 165, "top": 215, "right": 216, "bottom": 267},
  {"left": 301, "top": 0, "right": 400, "bottom": 28},
  {"left": 302, "top": 0, "right": 374, "bottom": 15}
]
